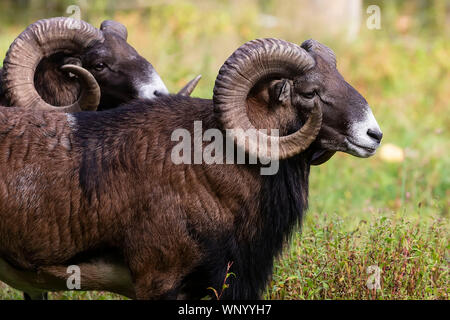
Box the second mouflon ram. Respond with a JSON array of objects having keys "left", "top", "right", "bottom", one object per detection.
[
  {"left": 0, "top": 38, "right": 382, "bottom": 299},
  {"left": 0, "top": 17, "right": 200, "bottom": 111}
]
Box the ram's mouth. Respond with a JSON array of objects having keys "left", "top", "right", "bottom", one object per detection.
[{"left": 345, "top": 138, "right": 378, "bottom": 158}]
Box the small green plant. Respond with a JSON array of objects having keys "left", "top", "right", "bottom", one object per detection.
[{"left": 207, "top": 261, "right": 236, "bottom": 300}]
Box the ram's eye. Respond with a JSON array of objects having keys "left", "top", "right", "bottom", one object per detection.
[
  {"left": 301, "top": 91, "right": 316, "bottom": 99},
  {"left": 94, "top": 63, "right": 106, "bottom": 71}
]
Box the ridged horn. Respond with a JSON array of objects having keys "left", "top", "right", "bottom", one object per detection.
[
  {"left": 213, "top": 38, "right": 322, "bottom": 160},
  {"left": 59, "top": 65, "right": 100, "bottom": 112},
  {"left": 1, "top": 17, "right": 104, "bottom": 112}
]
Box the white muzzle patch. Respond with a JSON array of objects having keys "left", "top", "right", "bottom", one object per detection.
[
  {"left": 136, "top": 70, "right": 169, "bottom": 100},
  {"left": 346, "top": 107, "right": 382, "bottom": 157}
]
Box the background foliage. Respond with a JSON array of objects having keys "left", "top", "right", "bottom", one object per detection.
[{"left": 0, "top": 0, "right": 448, "bottom": 299}]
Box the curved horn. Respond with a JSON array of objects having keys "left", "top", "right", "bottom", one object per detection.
[
  {"left": 213, "top": 38, "right": 322, "bottom": 160},
  {"left": 60, "top": 65, "right": 100, "bottom": 112},
  {"left": 178, "top": 75, "right": 201, "bottom": 96},
  {"left": 100, "top": 20, "right": 128, "bottom": 40},
  {"left": 1, "top": 17, "right": 104, "bottom": 111}
]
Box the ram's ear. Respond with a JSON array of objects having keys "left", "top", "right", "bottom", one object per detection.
[
  {"left": 100, "top": 20, "right": 128, "bottom": 41},
  {"left": 269, "top": 79, "right": 292, "bottom": 105}
]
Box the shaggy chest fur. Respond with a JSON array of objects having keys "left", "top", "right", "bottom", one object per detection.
[{"left": 179, "top": 156, "right": 310, "bottom": 299}]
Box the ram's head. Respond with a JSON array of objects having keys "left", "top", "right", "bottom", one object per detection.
[
  {"left": 213, "top": 38, "right": 382, "bottom": 163},
  {"left": 1, "top": 17, "right": 198, "bottom": 112}
]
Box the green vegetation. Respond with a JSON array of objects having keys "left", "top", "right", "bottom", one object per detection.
[
  {"left": 0, "top": 0, "right": 448, "bottom": 299},
  {"left": 266, "top": 214, "right": 448, "bottom": 299}
]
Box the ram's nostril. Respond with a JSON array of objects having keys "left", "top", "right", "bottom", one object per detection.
[{"left": 367, "top": 128, "right": 383, "bottom": 143}]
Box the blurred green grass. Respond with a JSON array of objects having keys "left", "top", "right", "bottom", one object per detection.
[{"left": 0, "top": 0, "right": 448, "bottom": 299}]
